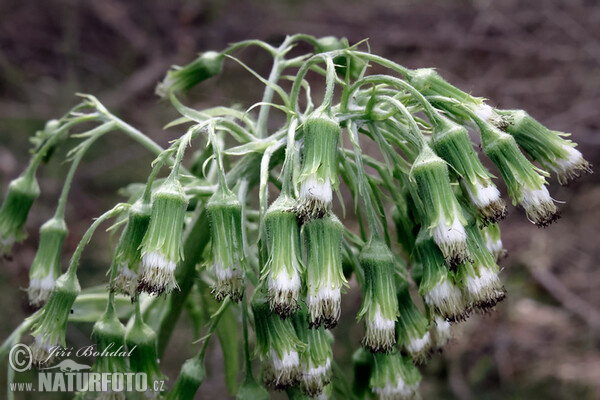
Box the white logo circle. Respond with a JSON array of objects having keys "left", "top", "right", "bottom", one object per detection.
[{"left": 9, "top": 343, "right": 32, "bottom": 372}]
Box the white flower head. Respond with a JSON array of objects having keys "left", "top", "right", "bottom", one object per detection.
[
  {"left": 363, "top": 306, "right": 396, "bottom": 353},
  {"left": 263, "top": 348, "right": 301, "bottom": 390},
  {"left": 113, "top": 264, "right": 139, "bottom": 299},
  {"left": 306, "top": 286, "right": 342, "bottom": 329},
  {"left": 212, "top": 258, "right": 244, "bottom": 302},
  {"left": 520, "top": 185, "right": 559, "bottom": 227},
  {"left": 432, "top": 213, "right": 469, "bottom": 265},
  {"left": 424, "top": 279, "right": 467, "bottom": 322},
  {"left": 432, "top": 316, "right": 453, "bottom": 351},
  {"left": 27, "top": 274, "right": 56, "bottom": 308},
  {"left": 268, "top": 267, "right": 301, "bottom": 318},
  {"left": 550, "top": 145, "right": 592, "bottom": 186},
  {"left": 463, "top": 179, "right": 507, "bottom": 225},
  {"left": 31, "top": 335, "right": 59, "bottom": 367},
  {"left": 464, "top": 265, "right": 506, "bottom": 313},
  {"left": 301, "top": 357, "right": 332, "bottom": 397},
  {"left": 138, "top": 252, "right": 179, "bottom": 295}
]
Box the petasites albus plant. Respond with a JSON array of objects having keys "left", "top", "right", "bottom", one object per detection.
[{"left": 0, "top": 34, "right": 592, "bottom": 400}]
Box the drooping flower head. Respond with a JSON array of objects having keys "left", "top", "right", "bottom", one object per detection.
[
  {"left": 112, "top": 200, "right": 151, "bottom": 298},
  {"left": 139, "top": 177, "right": 188, "bottom": 295},
  {"left": 27, "top": 216, "right": 68, "bottom": 307},
  {"left": 358, "top": 238, "right": 399, "bottom": 353},
  {"left": 297, "top": 112, "right": 341, "bottom": 220},
  {"left": 207, "top": 186, "right": 246, "bottom": 302},
  {"left": 262, "top": 195, "right": 303, "bottom": 317},
  {"left": 27, "top": 269, "right": 80, "bottom": 366},
  {"left": 460, "top": 221, "right": 506, "bottom": 313},
  {"left": 164, "top": 357, "right": 206, "bottom": 400},
  {"left": 410, "top": 144, "right": 469, "bottom": 266},
  {"left": 479, "top": 123, "right": 559, "bottom": 227},
  {"left": 125, "top": 307, "right": 166, "bottom": 398},
  {"left": 432, "top": 116, "right": 506, "bottom": 225},
  {"left": 369, "top": 352, "right": 421, "bottom": 400},
  {"left": 252, "top": 294, "right": 306, "bottom": 390},
  {"left": 0, "top": 172, "right": 40, "bottom": 255},
  {"left": 293, "top": 307, "right": 333, "bottom": 397},
  {"left": 89, "top": 308, "right": 128, "bottom": 399},
  {"left": 414, "top": 228, "right": 467, "bottom": 322},
  {"left": 304, "top": 213, "right": 348, "bottom": 328},
  {"left": 498, "top": 109, "right": 592, "bottom": 186},
  {"left": 395, "top": 279, "right": 432, "bottom": 364}
]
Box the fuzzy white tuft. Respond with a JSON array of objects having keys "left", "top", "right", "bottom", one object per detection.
[
  {"left": 432, "top": 316, "right": 453, "bottom": 350},
  {"left": 263, "top": 348, "right": 301, "bottom": 389},
  {"left": 212, "top": 260, "right": 244, "bottom": 302},
  {"left": 474, "top": 104, "right": 496, "bottom": 123},
  {"left": 268, "top": 267, "right": 301, "bottom": 317},
  {"left": 520, "top": 186, "right": 559, "bottom": 227},
  {"left": 306, "top": 286, "right": 342, "bottom": 328},
  {"left": 139, "top": 252, "right": 178, "bottom": 295},
  {"left": 424, "top": 279, "right": 466, "bottom": 321},
  {"left": 432, "top": 214, "right": 468, "bottom": 265},
  {"left": 363, "top": 307, "right": 396, "bottom": 352},
  {"left": 300, "top": 177, "right": 332, "bottom": 205},
  {"left": 550, "top": 145, "right": 592, "bottom": 185},
  {"left": 464, "top": 266, "right": 506, "bottom": 312},
  {"left": 406, "top": 332, "right": 431, "bottom": 358},
  {"left": 113, "top": 264, "right": 139, "bottom": 298},
  {"left": 31, "top": 335, "right": 59, "bottom": 366},
  {"left": 373, "top": 379, "right": 418, "bottom": 400},
  {"left": 485, "top": 235, "right": 506, "bottom": 261},
  {"left": 28, "top": 274, "right": 56, "bottom": 307}
]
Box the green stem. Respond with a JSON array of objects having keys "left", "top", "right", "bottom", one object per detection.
[
  {"left": 66, "top": 203, "right": 130, "bottom": 277},
  {"left": 241, "top": 296, "right": 253, "bottom": 378},
  {"left": 256, "top": 36, "right": 293, "bottom": 138},
  {"left": 54, "top": 122, "right": 115, "bottom": 219}
]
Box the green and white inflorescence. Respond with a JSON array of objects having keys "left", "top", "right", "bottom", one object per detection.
[{"left": 2, "top": 35, "right": 591, "bottom": 400}]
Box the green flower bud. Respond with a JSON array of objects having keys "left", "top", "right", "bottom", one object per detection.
[
  {"left": 370, "top": 352, "right": 421, "bottom": 400},
  {"left": 480, "top": 123, "right": 559, "bottom": 227},
  {"left": 207, "top": 187, "right": 246, "bottom": 303},
  {"left": 125, "top": 311, "right": 165, "bottom": 396},
  {"left": 357, "top": 238, "right": 399, "bottom": 353},
  {"left": 298, "top": 112, "right": 341, "bottom": 219},
  {"left": 415, "top": 228, "right": 467, "bottom": 322},
  {"left": 396, "top": 287, "right": 431, "bottom": 364},
  {"left": 293, "top": 308, "right": 333, "bottom": 397},
  {"left": 261, "top": 195, "right": 303, "bottom": 317},
  {"left": 498, "top": 109, "right": 592, "bottom": 186},
  {"left": 408, "top": 68, "right": 481, "bottom": 106},
  {"left": 90, "top": 310, "right": 128, "bottom": 396},
  {"left": 0, "top": 173, "right": 40, "bottom": 255},
  {"left": 236, "top": 375, "right": 269, "bottom": 400},
  {"left": 432, "top": 117, "right": 506, "bottom": 225},
  {"left": 352, "top": 348, "right": 373, "bottom": 398},
  {"left": 27, "top": 270, "right": 80, "bottom": 366},
  {"left": 157, "top": 51, "right": 224, "bottom": 97},
  {"left": 112, "top": 200, "right": 151, "bottom": 298},
  {"left": 27, "top": 216, "right": 68, "bottom": 307},
  {"left": 304, "top": 213, "right": 347, "bottom": 328},
  {"left": 139, "top": 178, "right": 188, "bottom": 295},
  {"left": 410, "top": 145, "right": 469, "bottom": 265},
  {"left": 461, "top": 222, "right": 506, "bottom": 313},
  {"left": 252, "top": 294, "right": 306, "bottom": 390},
  {"left": 481, "top": 223, "right": 506, "bottom": 261},
  {"left": 164, "top": 357, "right": 206, "bottom": 400}
]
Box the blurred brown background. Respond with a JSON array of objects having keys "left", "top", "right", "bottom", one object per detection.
[{"left": 1, "top": 0, "right": 599, "bottom": 399}]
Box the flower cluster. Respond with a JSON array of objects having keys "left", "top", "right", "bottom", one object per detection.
[{"left": 1, "top": 35, "right": 591, "bottom": 400}]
